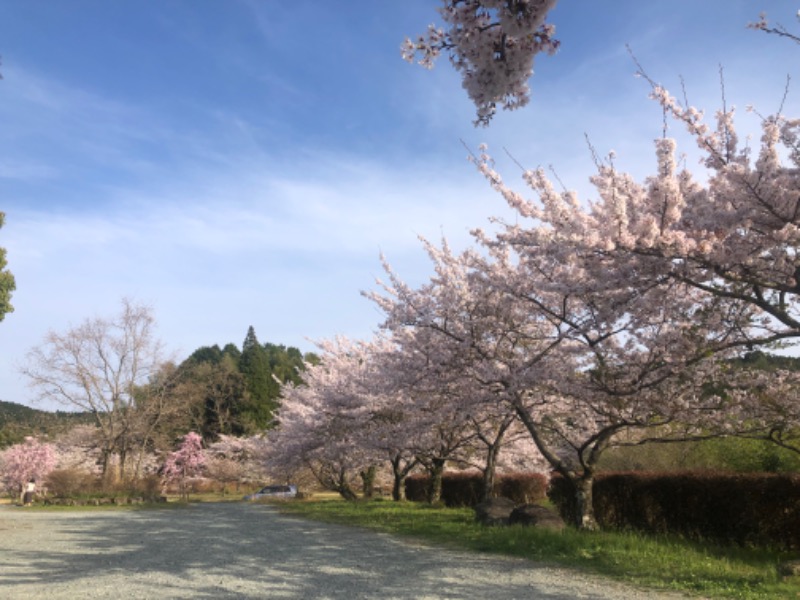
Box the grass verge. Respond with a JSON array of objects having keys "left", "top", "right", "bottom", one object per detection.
[{"left": 277, "top": 498, "right": 800, "bottom": 599}]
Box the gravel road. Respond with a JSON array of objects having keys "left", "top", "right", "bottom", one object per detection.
[{"left": 0, "top": 502, "right": 692, "bottom": 599}]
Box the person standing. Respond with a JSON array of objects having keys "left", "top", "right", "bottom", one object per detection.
[{"left": 23, "top": 479, "right": 35, "bottom": 506}]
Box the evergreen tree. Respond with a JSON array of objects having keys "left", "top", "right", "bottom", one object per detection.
[
  {"left": 238, "top": 327, "right": 278, "bottom": 430},
  {"left": 176, "top": 331, "right": 316, "bottom": 435}
]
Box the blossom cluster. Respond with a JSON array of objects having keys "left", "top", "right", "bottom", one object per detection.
[
  {"left": 0, "top": 437, "right": 58, "bottom": 498},
  {"left": 403, "top": 0, "right": 559, "bottom": 125}
]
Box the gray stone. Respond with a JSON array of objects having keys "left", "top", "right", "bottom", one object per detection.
[
  {"left": 474, "top": 497, "right": 516, "bottom": 526},
  {"left": 509, "top": 504, "right": 566, "bottom": 531}
]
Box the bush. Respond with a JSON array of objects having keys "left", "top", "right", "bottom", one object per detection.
[
  {"left": 406, "top": 471, "right": 548, "bottom": 507},
  {"left": 599, "top": 437, "right": 800, "bottom": 473},
  {"left": 494, "top": 472, "right": 549, "bottom": 505},
  {"left": 549, "top": 471, "right": 800, "bottom": 549},
  {"left": 45, "top": 470, "right": 164, "bottom": 503},
  {"left": 127, "top": 474, "right": 162, "bottom": 502},
  {"left": 45, "top": 468, "right": 97, "bottom": 498}
]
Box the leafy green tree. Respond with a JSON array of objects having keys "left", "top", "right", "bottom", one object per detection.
[
  {"left": 221, "top": 343, "right": 242, "bottom": 364},
  {"left": 0, "top": 212, "right": 15, "bottom": 322},
  {"left": 175, "top": 332, "right": 316, "bottom": 436},
  {"left": 186, "top": 345, "right": 225, "bottom": 365},
  {"left": 167, "top": 347, "right": 249, "bottom": 442},
  {"left": 735, "top": 351, "right": 800, "bottom": 372}
]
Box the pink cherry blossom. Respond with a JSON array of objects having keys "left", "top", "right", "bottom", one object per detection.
[
  {"left": 162, "top": 431, "right": 206, "bottom": 500},
  {"left": 0, "top": 437, "right": 58, "bottom": 503},
  {"left": 404, "top": 0, "right": 559, "bottom": 125}
]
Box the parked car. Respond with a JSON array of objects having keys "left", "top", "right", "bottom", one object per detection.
[{"left": 243, "top": 484, "right": 298, "bottom": 500}]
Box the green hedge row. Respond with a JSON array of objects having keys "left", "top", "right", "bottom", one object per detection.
[
  {"left": 549, "top": 471, "right": 800, "bottom": 548},
  {"left": 406, "top": 471, "right": 548, "bottom": 507}
]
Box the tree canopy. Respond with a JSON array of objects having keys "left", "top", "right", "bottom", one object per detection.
[
  {"left": 0, "top": 212, "right": 15, "bottom": 322},
  {"left": 172, "top": 327, "right": 317, "bottom": 440}
]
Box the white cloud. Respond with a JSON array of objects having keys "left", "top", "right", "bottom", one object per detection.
[{"left": 1, "top": 0, "right": 797, "bottom": 411}]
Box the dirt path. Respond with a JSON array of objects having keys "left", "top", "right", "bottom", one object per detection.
[{"left": 0, "top": 502, "right": 691, "bottom": 599}]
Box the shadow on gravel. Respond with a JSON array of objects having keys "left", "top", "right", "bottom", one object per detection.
[{"left": 0, "top": 503, "right": 626, "bottom": 599}]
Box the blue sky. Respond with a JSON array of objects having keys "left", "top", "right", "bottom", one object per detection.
[{"left": 0, "top": 1, "right": 796, "bottom": 410}]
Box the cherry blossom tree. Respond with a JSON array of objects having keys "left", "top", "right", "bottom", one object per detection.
[
  {"left": 404, "top": 0, "right": 559, "bottom": 125},
  {"left": 702, "top": 364, "right": 800, "bottom": 456},
  {"left": 466, "top": 65, "right": 800, "bottom": 387},
  {"left": 268, "top": 338, "right": 383, "bottom": 500},
  {"left": 374, "top": 336, "right": 480, "bottom": 502},
  {"left": 271, "top": 334, "right": 477, "bottom": 502},
  {"left": 324, "top": 337, "right": 421, "bottom": 501},
  {"left": 406, "top": 4, "right": 798, "bottom": 126},
  {"left": 589, "top": 85, "right": 800, "bottom": 349},
  {"left": 396, "top": 2, "right": 800, "bottom": 528},
  {"left": 439, "top": 62, "right": 800, "bottom": 522},
  {"left": 162, "top": 431, "right": 206, "bottom": 500},
  {"left": 367, "top": 241, "right": 552, "bottom": 501},
  {"left": 50, "top": 424, "right": 105, "bottom": 475},
  {"left": 0, "top": 437, "right": 57, "bottom": 503},
  {"left": 205, "top": 434, "right": 269, "bottom": 492},
  {"left": 370, "top": 224, "right": 756, "bottom": 528}
]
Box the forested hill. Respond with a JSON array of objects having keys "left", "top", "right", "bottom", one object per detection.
[{"left": 0, "top": 400, "right": 92, "bottom": 448}]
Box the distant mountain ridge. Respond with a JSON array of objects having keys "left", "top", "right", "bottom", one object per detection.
[{"left": 0, "top": 400, "right": 93, "bottom": 448}]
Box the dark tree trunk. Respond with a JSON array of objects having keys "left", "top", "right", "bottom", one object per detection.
[
  {"left": 391, "top": 476, "right": 406, "bottom": 502},
  {"left": 427, "top": 458, "right": 445, "bottom": 504},
  {"left": 390, "top": 454, "right": 417, "bottom": 501},
  {"left": 481, "top": 444, "right": 500, "bottom": 502},
  {"left": 337, "top": 483, "right": 358, "bottom": 501},
  {"left": 573, "top": 474, "right": 599, "bottom": 531},
  {"left": 360, "top": 465, "right": 377, "bottom": 499}
]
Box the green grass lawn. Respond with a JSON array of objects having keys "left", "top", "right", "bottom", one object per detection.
[{"left": 276, "top": 497, "right": 800, "bottom": 600}]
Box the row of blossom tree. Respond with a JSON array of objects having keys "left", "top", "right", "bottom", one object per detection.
[
  {"left": 0, "top": 432, "right": 269, "bottom": 503},
  {"left": 269, "top": 41, "right": 800, "bottom": 529}
]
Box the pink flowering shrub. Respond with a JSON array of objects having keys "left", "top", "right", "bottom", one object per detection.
[
  {"left": 162, "top": 432, "right": 206, "bottom": 500},
  {"left": 0, "top": 437, "right": 58, "bottom": 502}
]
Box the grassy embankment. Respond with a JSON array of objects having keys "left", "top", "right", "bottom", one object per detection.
[{"left": 276, "top": 497, "right": 800, "bottom": 600}]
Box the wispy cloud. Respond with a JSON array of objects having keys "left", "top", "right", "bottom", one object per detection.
[{"left": 1, "top": 0, "right": 796, "bottom": 410}]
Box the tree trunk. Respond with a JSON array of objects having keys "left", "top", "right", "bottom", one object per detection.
[
  {"left": 99, "top": 449, "right": 109, "bottom": 477},
  {"left": 329, "top": 465, "right": 358, "bottom": 501},
  {"left": 99, "top": 448, "right": 115, "bottom": 485},
  {"left": 391, "top": 475, "right": 406, "bottom": 502},
  {"left": 573, "top": 474, "right": 599, "bottom": 531},
  {"left": 427, "top": 458, "right": 445, "bottom": 504},
  {"left": 481, "top": 445, "right": 500, "bottom": 502},
  {"left": 118, "top": 446, "right": 128, "bottom": 482},
  {"left": 132, "top": 442, "right": 148, "bottom": 483},
  {"left": 390, "top": 454, "right": 416, "bottom": 501},
  {"left": 360, "top": 465, "right": 377, "bottom": 499},
  {"left": 337, "top": 482, "right": 358, "bottom": 501}
]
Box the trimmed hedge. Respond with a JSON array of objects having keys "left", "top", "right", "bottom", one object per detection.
[
  {"left": 406, "top": 471, "right": 548, "bottom": 507},
  {"left": 549, "top": 471, "right": 800, "bottom": 549}
]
